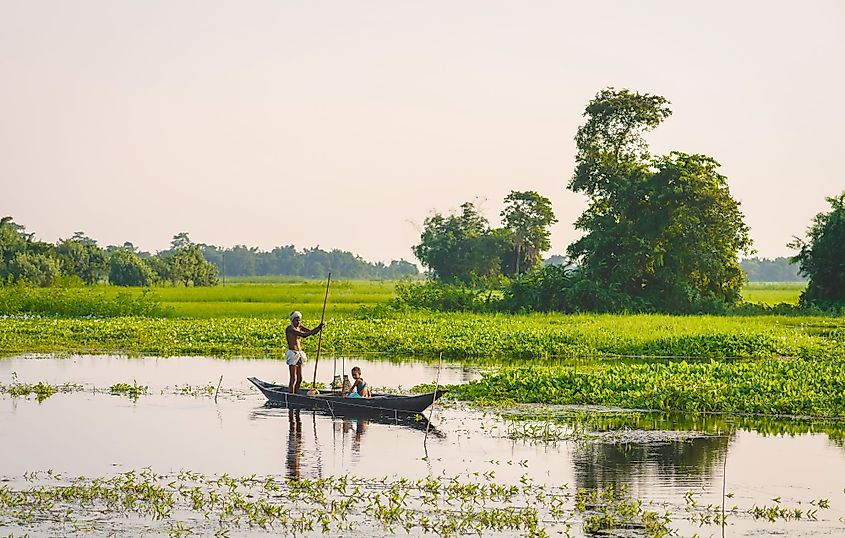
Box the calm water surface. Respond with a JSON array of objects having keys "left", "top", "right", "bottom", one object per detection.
[{"left": 1, "top": 353, "right": 844, "bottom": 536}]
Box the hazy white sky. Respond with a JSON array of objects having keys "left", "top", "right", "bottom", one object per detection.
[{"left": 2, "top": 1, "right": 843, "bottom": 264}]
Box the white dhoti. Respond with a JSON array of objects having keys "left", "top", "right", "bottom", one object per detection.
[{"left": 286, "top": 349, "right": 307, "bottom": 366}]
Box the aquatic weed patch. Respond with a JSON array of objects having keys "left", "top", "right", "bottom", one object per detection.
[
  {"left": 1, "top": 470, "right": 834, "bottom": 537},
  {"left": 0, "top": 313, "right": 842, "bottom": 360},
  {"left": 453, "top": 359, "right": 845, "bottom": 417},
  {"left": 0, "top": 379, "right": 83, "bottom": 402},
  {"left": 0, "top": 469, "right": 670, "bottom": 537}
]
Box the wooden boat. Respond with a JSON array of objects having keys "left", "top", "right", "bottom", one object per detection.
[{"left": 248, "top": 377, "right": 446, "bottom": 417}]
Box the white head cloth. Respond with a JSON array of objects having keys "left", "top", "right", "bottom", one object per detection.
[{"left": 290, "top": 311, "right": 302, "bottom": 322}]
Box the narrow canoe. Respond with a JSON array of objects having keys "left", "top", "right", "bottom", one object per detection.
[{"left": 247, "top": 377, "right": 446, "bottom": 416}]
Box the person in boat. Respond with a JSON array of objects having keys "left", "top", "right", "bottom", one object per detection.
[
  {"left": 285, "top": 310, "right": 324, "bottom": 394},
  {"left": 346, "top": 366, "right": 371, "bottom": 398}
]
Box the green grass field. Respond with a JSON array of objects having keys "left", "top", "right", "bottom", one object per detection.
[
  {"left": 88, "top": 280, "right": 807, "bottom": 317},
  {"left": 740, "top": 282, "right": 805, "bottom": 305},
  {"left": 99, "top": 280, "right": 397, "bottom": 318}
]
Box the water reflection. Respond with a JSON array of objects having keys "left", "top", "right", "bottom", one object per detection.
[
  {"left": 572, "top": 435, "right": 731, "bottom": 490},
  {"left": 258, "top": 405, "right": 444, "bottom": 480},
  {"left": 286, "top": 409, "right": 303, "bottom": 480}
]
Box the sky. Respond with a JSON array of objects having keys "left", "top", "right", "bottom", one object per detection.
[{"left": 2, "top": 1, "right": 843, "bottom": 265}]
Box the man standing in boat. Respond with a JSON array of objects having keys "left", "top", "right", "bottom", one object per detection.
[{"left": 285, "top": 311, "right": 324, "bottom": 394}]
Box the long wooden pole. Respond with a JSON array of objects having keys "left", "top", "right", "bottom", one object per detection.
[{"left": 309, "top": 273, "right": 331, "bottom": 395}]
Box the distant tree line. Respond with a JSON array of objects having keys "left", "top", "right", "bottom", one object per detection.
[
  {"left": 196, "top": 241, "right": 418, "bottom": 280},
  {"left": 0, "top": 221, "right": 219, "bottom": 287},
  {"left": 411, "top": 88, "right": 844, "bottom": 312},
  {"left": 0, "top": 221, "right": 418, "bottom": 287},
  {"left": 739, "top": 257, "right": 804, "bottom": 282}
]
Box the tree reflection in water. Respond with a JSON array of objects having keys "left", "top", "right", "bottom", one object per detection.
[
  {"left": 558, "top": 410, "right": 845, "bottom": 490},
  {"left": 573, "top": 435, "right": 731, "bottom": 490}
]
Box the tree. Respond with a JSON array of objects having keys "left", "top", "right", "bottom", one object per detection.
[
  {"left": 789, "top": 191, "right": 845, "bottom": 308},
  {"left": 56, "top": 235, "right": 109, "bottom": 284},
  {"left": 170, "top": 232, "right": 193, "bottom": 251},
  {"left": 168, "top": 245, "right": 219, "bottom": 286},
  {"left": 109, "top": 249, "right": 157, "bottom": 286},
  {"left": 413, "top": 202, "right": 509, "bottom": 285},
  {"left": 500, "top": 191, "right": 557, "bottom": 276},
  {"left": 1, "top": 217, "right": 32, "bottom": 280},
  {"left": 9, "top": 251, "right": 62, "bottom": 286},
  {"left": 567, "top": 88, "right": 752, "bottom": 312}
]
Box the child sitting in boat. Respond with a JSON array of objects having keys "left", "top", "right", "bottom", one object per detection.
[{"left": 347, "top": 366, "right": 371, "bottom": 398}]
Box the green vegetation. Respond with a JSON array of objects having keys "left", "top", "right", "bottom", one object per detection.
[
  {"left": 789, "top": 191, "right": 845, "bottom": 309},
  {"left": 741, "top": 282, "right": 805, "bottom": 305},
  {"left": 0, "top": 377, "right": 83, "bottom": 402},
  {"left": 452, "top": 358, "right": 845, "bottom": 417},
  {"left": 1, "top": 280, "right": 841, "bottom": 417},
  {"left": 413, "top": 191, "right": 557, "bottom": 285},
  {"left": 109, "top": 382, "right": 149, "bottom": 400},
  {"left": 0, "top": 311, "right": 841, "bottom": 361},
  {"left": 564, "top": 89, "right": 752, "bottom": 313},
  {"left": 0, "top": 283, "right": 170, "bottom": 317},
  {"left": 0, "top": 469, "right": 829, "bottom": 537},
  {"left": 0, "top": 470, "right": 667, "bottom": 537}
]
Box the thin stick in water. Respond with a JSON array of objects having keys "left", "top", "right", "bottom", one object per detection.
[
  {"left": 424, "top": 352, "right": 443, "bottom": 447},
  {"left": 214, "top": 375, "right": 223, "bottom": 404}
]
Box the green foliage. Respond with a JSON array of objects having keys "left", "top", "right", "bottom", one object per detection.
[
  {"left": 453, "top": 358, "right": 845, "bottom": 417},
  {"left": 500, "top": 264, "right": 574, "bottom": 312},
  {"left": 165, "top": 244, "right": 219, "bottom": 287},
  {"left": 0, "top": 311, "right": 840, "bottom": 361},
  {"left": 393, "top": 281, "right": 494, "bottom": 312},
  {"left": 8, "top": 251, "right": 62, "bottom": 286},
  {"left": 500, "top": 191, "right": 557, "bottom": 276},
  {"left": 790, "top": 191, "right": 845, "bottom": 309},
  {"left": 567, "top": 88, "right": 752, "bottom": 313},
  {"left": 55, "top": 233, "right": 109, "bottom": 284},
  {"left": 109, "top": 249, "right": 157, "bottom": 286},
  {"left": 413, "top": 192, "right": 557, "bottom": 285},
  {"left": 413, "top": 202, "right": 510, "bottom": 285},
  {"left": 0, "top": 283, "right": 169, "bottom": 317},
  {"left": 201, "top": 243, "right": 419, "bottom": 280}
]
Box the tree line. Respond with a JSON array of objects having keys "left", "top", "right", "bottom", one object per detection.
[
  {"left": 411, "top": 88, "right": 844, "bottom": 311},
  {"left": 739, "top": 257, "right": 804, "bottom": 282},
  {"left": 0, "top": 224, "right": 418, "bottom": 287}
]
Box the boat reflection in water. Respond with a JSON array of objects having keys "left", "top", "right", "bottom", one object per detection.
[{"left": 257, "top": 404, "right": 442, "bottom": 481}]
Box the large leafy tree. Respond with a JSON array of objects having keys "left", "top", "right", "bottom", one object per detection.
[
  {"left": 500, "top": 191, "right": 557, "bottom": 276},
  {"left": 413, "top": 202, "right": 510, "bottom": 285},
  {"left": 55, "top": 233, "right": 110, "bottom": 284},
  {"left": 1, "top": 217, "right": 32, "bottom": 280},
  {"left": 9, "top": 251, "right": 62, "bottom": 286},
  {"left": 1, "top": 217, "right": 63, "bottom": 285},
  {"left": 109, "top": 249, "right": 157, "bottom": 286},
  {"left": 567, "top": 88, "right": 752, "bottom": 311},
  {"left": 789, "top": 191, "right": 845, "bottom": 308},
  {"left": 168, "top": 246, "right": 219, "bottom": 286}
]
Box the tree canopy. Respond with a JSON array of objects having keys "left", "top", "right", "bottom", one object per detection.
[
  {"left": 500, "top": 191, "right": 557, "bottom": 276},
  {"left": 413, "top": 193, "right": 557, "bottom": 285},
  {"left": 565, "top": 88, "right": 753, "bottom": 312},
  {"left": 789, "top": 191, "right": 845, "bottom": 308}
]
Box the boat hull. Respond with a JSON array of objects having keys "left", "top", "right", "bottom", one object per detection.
[{"left": 247, "top": 377, "right": 446, "bottom": 416}]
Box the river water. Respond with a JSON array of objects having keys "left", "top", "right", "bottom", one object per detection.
[{"left": 1, "top": 353, "right": 844, "bottom": 536}]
